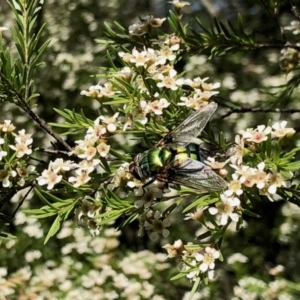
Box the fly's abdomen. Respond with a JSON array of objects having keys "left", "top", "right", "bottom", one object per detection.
[
  {"left": 173, "top": 144, "right": 203, "bottom": 165},
  {"left": 186, "top": 143, "right": 203, "bottom": 161},
  {"left": 136, "top": 148, "right": 173, "bottom": 179}
]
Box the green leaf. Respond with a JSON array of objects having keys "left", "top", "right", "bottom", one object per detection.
[
  {"left": 242, "top": 208, "right": 260, "bottom": 218},
  {"left": 195, "top": 18, "right": 211, "bottom": 34},
  {"left": 99, "top": 156, "right": 111, "bottom": 173},
  {"left": 282, "top": 161, "right": 300, "bottom": 172},
  {"left": 103, "top": 22, "right": 119, "bottom": 38},
  {"left": 0, "top": 232, "right": 17, "bottom": 240},
  {"left": 168, "top": 10, "right": 185, "bottom": 37},
  {"left": 106, "top": 48, "right": 117, "bottom": 69},
  {"left": 109, "top": 148, "right": 131, "bottom": 161},
  {"left": 214, "top": 18, "right": 222, "bottom": 35},
  {"left": 282, "top": 147, "right": 300, "bottom": 160},
  {"left": 28, "top": 93, "right": 40, "bottom": 101},
  {"left": 171, "top": 271, "right": 189, "bottom": 281},
  {"left": 183, "top": 195, "right": 218, "bottom": 213},
  {"left": 227, "top": 20, "right": 238, "bottom": 36},
  {"left": 102, "top": 98, "right": 130, "bottom": 105},
  {"left": 23, "top": 210, "right": 57, "bottom": 218},
  {"left": 189, "top": 277, "right": 201, "bottom": 300},
  {"left": 35, "top": 187, "right": 57, "bottom": 210},
  {"left": 196, "top": 231, "right": 212, "bottom": 241},
  {"left": 39, "top": 190, "right": 69, "bottom": 203},
  {"left": 44, "top": 215, "right": 61, "bottom": 244},
  {"left": 113, "top": 21, "right": 126, "bottom": 33},
  {"left": 121, "top": 212, "right": 139, "bottom": 226},
  {"left": 50, "top": 108, "right": 93, "bottom": 132}
]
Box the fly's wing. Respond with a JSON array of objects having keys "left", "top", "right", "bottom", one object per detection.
[
  {"left": 157, "top": 102, "right": 218, "bottom": 147},
  {"left": 167, "top": 158, "right": 227, "bottom": 193}
]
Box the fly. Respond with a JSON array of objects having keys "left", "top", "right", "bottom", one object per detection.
[{"left": 128, "top": 102, "right": 227, "bottom": 193}]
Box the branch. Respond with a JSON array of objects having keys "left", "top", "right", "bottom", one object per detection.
[
  {"left": 0, "top": 181, "right": 35, "bottom": 211},
  {"left": 0, "top": 72, "right": 72, "bottom": 151},
  {"left": 220, "top": 106, "right": 300, "bottom": 119},
  {"left": 37, "top": 148, "right": 73, "bottom": 156},
  {"left": 11, "top": 182, "right": 36, "bottom": 219}
]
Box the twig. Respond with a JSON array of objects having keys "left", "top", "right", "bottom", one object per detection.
[
  {"left": 220, "top": 107, "right": 300, "bottom": 119},
  {"left": 38, "top": 148, "right": 73, "bottom": 156},
  {"left": 0, "top": 72, "right": 72, "bottom": 151},
  {"left": 28, "top": 155, "right": 48, "bottom": 164},
  {"left": 11, "top": 182, "right": 36, "bottom": 219}
]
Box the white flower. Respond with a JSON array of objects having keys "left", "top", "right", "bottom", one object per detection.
[
  {"left": 195, "top": 247, "right": 220, "bottom": 272},
  {"left": 225, "top": 173, "right": 243, "bottom": 196},
  {"left": 185, "top": 260, "right": 199, "bottom": 281},
  {"left": 37, "top": 169, "right": 63, "bottom": 190},
  {"left": 149, "top": 98, "right": 170, "bottom": 115},
  {"left": 86, "top": 118, "right": 106, "bottom": 138},
  {"left": 80, "top": 83, "right": 116, "bottom": 99},
  {"left": 112, "top": 163, "right": 131, "bottom": 187},
  {"left": 73, "top": 137, "right": 98, "bottom": 160},
  {"left": 0, "top": 150, "right": 7, "bottom": 161},
  {"left": 229, "top": 134, "right": 245, "bottom": 165},
  {"left": 230, "top": 164, "right": 254, "bottom": 186},
  {"left": 98, "top": 112, "right": 119, "bottom": 133},
  {"left": 0, "top": 170, "right": 16, "bottom": 188},
  {"left": 115, "top": 66, "right": 133, "bottom": 81},
  {"left": 9, "top": 142, "right": 32, "bottom": 157},
  {"left": 129, "top": 47, "right": 153, "bottom": 68},
  {"left": 80, "top": 84, "right": 103, "bottom": 99},
  {"left": 268, "top": 171, "right": 286, "bottom": 194},
  {"left": 50, "top": 159, "right": 77, "bottom": 172},
  {"left": 77, "top": 159, "right": 100, "bottom": 173},
  {"left": 96, "top": 142, "right": 110, "bottom": 157},
  {"left": 254, "top": 162, "right": 268, "bottom": 189},
  {"left": 144, "top": 211, "right": 171, "bottom": 240},
  {"left": 163, "top": 239, "right": 184, "bottom": 258},
  {"left": 202, "top": 81, "right": 221, "bottom": 91},
  {"left": 68, "top": 170, "right": 91, "bottom": 187},
  {"left": 155, "top": 45, "right": 177, "bottom": 65},
  {"left": 128, "top": 23, "right": 147, "bottom": 36},
  {"left": 178, "top": 96, "right": 209, "bottom": 110},
  {"left": 272, "top": 121, "right": 295, "bottom": 138},
  {"left": 239, "top": 125, "right": 272, "bottom": 143},
  {"left": 13, "top": 129, "right": 33, "bottom": 145},
  {"left": 209, "top": 193, "right": 240, "bottom": 225},
  {"left": 194, "top": 88, "right": 219, "bottom": 100},
  {"left": 170, "top": 0, "right": 190, "bottom": 9},
  {"left": 132, "top": 100, "right": 151, "bottom": 125},
  {"left": 157, "top": 68, "right": 180, "bottom": 90},
  {"left": 149, "top": 17, "right": 166, "bottom": 28},
  {"left": 205, "top": 156, "right": 227, "bottom": 170},
  {"left": 284, "top": 20, "right": 300, "bottom": 35},
  {"left": 100, "top": 82, "right": 116, "bottom": 98},
  {"left": 134, "top": 182, "right": 164, "bottom": 208},
  {"left": 1, "top": 120, "right": 15, "bottom": 132}
]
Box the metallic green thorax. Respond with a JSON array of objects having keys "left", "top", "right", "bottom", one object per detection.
[{"left": 133, "top": 143, "right": 202, "bottom": 181}]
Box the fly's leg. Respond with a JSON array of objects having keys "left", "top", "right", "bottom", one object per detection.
[
  {"left": 138, "top": 177, "right": 168, "bottom": 202},
  {"left": 140, "top": 177, "right": 156, "bottom": 196}
]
